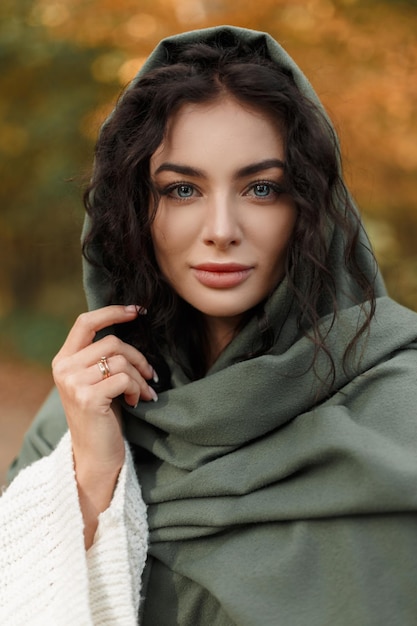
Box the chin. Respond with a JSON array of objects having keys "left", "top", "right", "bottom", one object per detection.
[{"left": 190, "top": 300, "right": 254, "bottom": 320}]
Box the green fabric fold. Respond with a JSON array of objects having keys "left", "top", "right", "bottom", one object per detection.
[{"left": 126, "top": 296, "right": 417, "bottom": 624}]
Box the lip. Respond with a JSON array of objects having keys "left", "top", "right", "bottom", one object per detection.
[{"left": 191, "top": 263, "right": 253, "bottom": 288}]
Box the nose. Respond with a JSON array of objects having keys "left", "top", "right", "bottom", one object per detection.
[{"left": 202, "top": 193, "right": 242, "bottom": 249}]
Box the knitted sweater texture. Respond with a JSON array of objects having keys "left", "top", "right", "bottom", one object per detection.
[{"left": 0, "top": 432, "right": 148, "bottom": 625}]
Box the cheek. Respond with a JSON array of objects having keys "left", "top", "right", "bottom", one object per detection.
[
  {"left": 151, "top": 208, "right": 200, "bottom": 258},
  {"left": 151, "top": 217, "right": 190, "bottom": 277},
  {"left": 151, "top": 229, "right": 173, "bottom": 273},
  {"left": 255, "top": 208, "right": 297, "bottom": 261}
]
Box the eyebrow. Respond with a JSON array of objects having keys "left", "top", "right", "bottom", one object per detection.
[
  {"left": 153, "top": 158, "right": 285, "bottom": 179},
  {"left": 235, "top": 159, "right": 285, "bottom": 179}
]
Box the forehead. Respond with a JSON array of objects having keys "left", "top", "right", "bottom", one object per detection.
[{"left": 150, "top": 97, "right": 285, "bottom": 173}]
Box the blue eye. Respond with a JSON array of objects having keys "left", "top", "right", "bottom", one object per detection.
[
  {"left": 246, "top": 181, "right": 285, "bottom": 199},
  {"left": 253, "top": 183, "right": 271, "bottom": 197},
  {"left": 157, "top": 182, "right": 201, "bottom": 202},
  {"left": 175, "top": 184, "right": 194, "bottom": 198}
]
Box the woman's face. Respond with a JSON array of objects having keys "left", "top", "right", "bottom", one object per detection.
[{"left": 150, "top": 97, "right": 297, "bottom": 336}]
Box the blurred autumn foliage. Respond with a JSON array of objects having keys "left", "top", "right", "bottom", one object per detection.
[{"left": 1, "top": 0, "right": 417, "bottom": 364}]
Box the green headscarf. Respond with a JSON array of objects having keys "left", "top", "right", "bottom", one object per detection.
[{"left": 10, "top": 26, "right": 417, "bottom": 625}]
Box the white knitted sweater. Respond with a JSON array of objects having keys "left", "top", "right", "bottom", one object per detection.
[{"left": 0, "top": 432, "right": 148, "bottom": 625}]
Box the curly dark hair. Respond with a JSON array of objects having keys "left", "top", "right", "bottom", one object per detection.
[{"left": 83, "top": 36, "right": 376, "bottom": 386}]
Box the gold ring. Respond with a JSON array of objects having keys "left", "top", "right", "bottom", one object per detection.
[{"left": 98, "top": 356, "right": 111, "bottom": 379}]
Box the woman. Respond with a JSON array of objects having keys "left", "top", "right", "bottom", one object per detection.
[{"left": 2, "top": 25, "right": 417, "bottom": 626}]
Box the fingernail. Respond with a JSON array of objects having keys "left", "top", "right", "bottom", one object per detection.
[
  {"left": 152, "top": 368, "right": 159, "bottom": 384},
  {"left": 149, "top": 386, "right": 158, "bottom": 402},
  {"left": 124, "top": 305, "right": 147, "bottom": 315}
]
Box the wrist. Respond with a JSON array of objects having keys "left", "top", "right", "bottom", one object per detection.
[{"left": 73, "top": 449, "right": 126, "bottom": 550}]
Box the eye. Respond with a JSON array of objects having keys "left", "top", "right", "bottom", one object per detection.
[
  {"left": 174, "top": 184, "right": 195, "bottom": 198},
  {"left": 245, "top": 181, "right": 285, "bottom": 199},
  {"left": 253, "top": 183, "right": 272, "bottom": 197},
  {"left": 157, "top": 182, "right": 200, "bottom": 201}
]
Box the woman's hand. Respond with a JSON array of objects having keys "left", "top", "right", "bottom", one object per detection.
[{"left": 52, "top": 305, "right": 156, "bottom": 548}]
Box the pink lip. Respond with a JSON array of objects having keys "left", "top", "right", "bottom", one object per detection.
[{"left": 191, "top": 263, "right": 253, "bottom": 288}]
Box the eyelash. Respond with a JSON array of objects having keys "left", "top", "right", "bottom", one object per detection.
[
  {"left": 244, "top": 180, "right": 286, "bottom": 199},
  {"left": 157, "top": 180, "right": 286, "bottom": 201},
  {"left": 158, "top": 182, "right": 198, "bottom": 200}
]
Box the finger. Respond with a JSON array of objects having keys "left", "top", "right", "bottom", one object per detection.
[
  {"left": 57, "top": 305, "right": 146, "bottom": 358},
  {"left": 88, "top": 336, "right": 155, "bottom": 380},
  {"left": 55, "top": 336, "right": 155, "bottom": 384},
  {"left": 85, "top": 354, "right": 154, "bottom": 393},
  {"left": 96, "top": 371, "right": 157, "bottom": 407},
  {"left": 63, "top": 355, "right": 157, "bottom": 405},
  {"left": 93, "top": 356, "right": 158, "bottom": 405}
]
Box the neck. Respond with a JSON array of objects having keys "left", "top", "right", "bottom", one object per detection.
[{"left": 204, "top": 315, "right": 242, "bottom": 369}]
